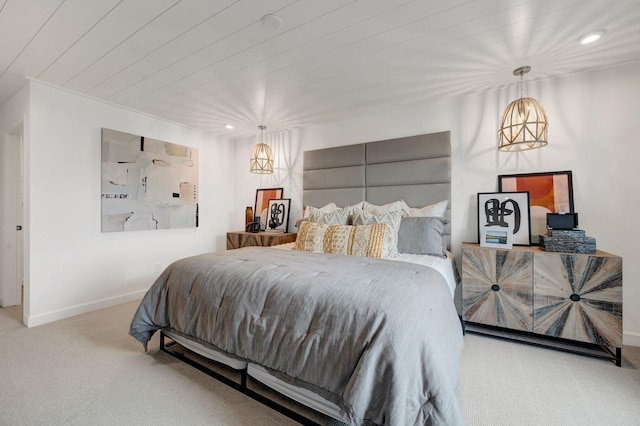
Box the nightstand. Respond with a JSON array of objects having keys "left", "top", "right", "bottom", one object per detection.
[
  {"left": 226, "top": 231, "right": 297, "bottom": 250},
  {"left": 461, "top": 242, "right": 623, "bottom": 366}
]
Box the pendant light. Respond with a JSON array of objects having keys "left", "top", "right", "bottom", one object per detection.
[
  {"left": 250, "top": 125, "right": 274, "bottom": 174},
  {"left": 498, "top": 66, "right": 548, "bottom": 152}
]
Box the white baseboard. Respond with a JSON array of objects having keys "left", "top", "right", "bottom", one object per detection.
[
  {"left": 25, "top": 290, "right": 146, "bottom": 327},
  {"left": 624, "top": 331, "right": 640, "bottom": 348}
]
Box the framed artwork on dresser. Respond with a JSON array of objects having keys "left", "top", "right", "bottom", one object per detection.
[
  {"left": 477, "top": 192, "right": 531, "bottom": 246},
  {"left": 498, "top": 171, "right": 574, "bottom": 243}
]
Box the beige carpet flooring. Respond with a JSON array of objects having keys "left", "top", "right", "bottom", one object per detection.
[{"left": 1, "top": 300, "right": 639, "bottom": 425}]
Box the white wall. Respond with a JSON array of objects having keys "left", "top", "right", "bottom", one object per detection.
[
  {"left": 232, "top": 129, "right": 304, "bottom": 232},
  {"left": 233, "top": 61, "right": 640, "bottom": 346},
  {"left": 24, "top": 81, "right": 234, "bottom": 326}
]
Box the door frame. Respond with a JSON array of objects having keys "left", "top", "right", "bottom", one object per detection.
[{"left": 1, "top": 126, "right": 25, "bottom": 310}]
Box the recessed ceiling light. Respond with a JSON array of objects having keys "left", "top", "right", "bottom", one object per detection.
[
  {"left": 225, "top": 124, "right": 234, "bottom": 129},
  {"left": 578, "top": 30, "right": 606, "bottom": 45},
  {"left": 261, "top": 14, "right": 283, "bottom": 31}
]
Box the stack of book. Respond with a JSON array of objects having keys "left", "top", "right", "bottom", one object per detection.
[{"left": 539, "top": 229, "right": 596, "bottom": 254}]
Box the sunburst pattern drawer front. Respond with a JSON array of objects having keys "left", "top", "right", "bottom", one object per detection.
[
  {"left": 533, "top": 252, "right": 622, "bottom": 347},
  {"left": 462, "top": 247, "right": 534, "bottom": 331}
]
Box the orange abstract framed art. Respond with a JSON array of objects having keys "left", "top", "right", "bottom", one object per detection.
[
  {"left": 498, "top": 171, "right": 574, "bottom": 244},
  {"left": 254, "top": 187, "right": 283, "bottom": 230}
]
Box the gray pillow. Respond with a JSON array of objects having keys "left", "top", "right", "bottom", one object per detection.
[{"left": 397, "top": 217, "right": 449, "bottom": 258}]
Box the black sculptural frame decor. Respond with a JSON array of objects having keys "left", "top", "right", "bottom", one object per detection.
[
  {"left": 266, "top": 198, "right": 291, "bottom": 233},
  {"left": 477, "top": 192, "right": 531, "bottom": 246}
]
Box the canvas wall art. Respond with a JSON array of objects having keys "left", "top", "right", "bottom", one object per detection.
[{"left": 101, "top": 128, "right": 199, "bottom": 232}]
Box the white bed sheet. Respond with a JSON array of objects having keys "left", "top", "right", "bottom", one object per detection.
[
  {"left": 163, "top": 333, "right": 348, "bottom": 423},
  {"left": 163, "top": 331, "right": 247, "bottom": 370},
  {"left": 248, "top": 364, "right": 349, "bottom": 423},
  {"left": 272, "top": 242, "right": 458, "bottom": 298}
]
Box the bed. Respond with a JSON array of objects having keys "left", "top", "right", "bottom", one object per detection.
[{"left": 130, "top": 131, "right": 464, "bottom": 425}]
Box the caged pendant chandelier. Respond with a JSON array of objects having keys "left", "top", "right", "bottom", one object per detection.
[
  {"left": 498, "top": 66, "right": 548, "bottom": 152},
  {"left": 250, "top": 125, "right": 274, "bottom": 174}
]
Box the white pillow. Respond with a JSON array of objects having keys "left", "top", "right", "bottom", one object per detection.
[
  {"left": 363, "top": 200, "right": 408, "bottom": 215},
  {"left": 307, "top": 202, "right": 364, "bottom": 224},
  {"left": 339, "top": 201, "right": 364, "bottom": 224},
  {"left": 340, "top": 201, "right": 364, "bottom": 214},
  {"left": 303, "top": 202, "right": 337, "bottom": 219},
  {"left": 405, "top": 200, "right": 449, "bottom": 218},
  {"left": 312, "top": 208, "right": 351, "bottom": 225}
]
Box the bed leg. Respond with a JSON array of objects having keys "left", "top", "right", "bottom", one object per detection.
[
  {"left": 616, "top": 347, "right": 622, "bottom": 367},
  {"left": 241, "top": 369, "right": 247, "bottom": 389}
]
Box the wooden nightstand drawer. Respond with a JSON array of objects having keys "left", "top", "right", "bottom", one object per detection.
[{"left": 226, "top": 231, "right": 296, "bottom": 250}]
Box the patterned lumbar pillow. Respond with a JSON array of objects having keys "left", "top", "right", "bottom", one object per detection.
[
  {"left": 295, "top": 221, "right": 394, "bottom": 259},
  {"left": 295, "top": 221, "right": 328, "bottom": 252},
  {"left": 352, "top": 209, "right": 403, "bottom": 257}
]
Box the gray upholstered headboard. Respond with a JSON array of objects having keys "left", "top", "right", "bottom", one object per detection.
[{"left": 303, "top": 131, "right": 451, "bottom": 248}]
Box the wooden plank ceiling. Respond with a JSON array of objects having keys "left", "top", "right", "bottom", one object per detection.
[{"left": 1, "top": 0, "right": 639, "bottom": 138}]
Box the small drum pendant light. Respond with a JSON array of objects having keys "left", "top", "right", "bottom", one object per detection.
[{"left": 498, "top": 66, "right": 548, "bottom": 152}]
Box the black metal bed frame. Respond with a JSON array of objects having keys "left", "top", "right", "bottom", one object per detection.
[
  {"left": 461, "top": 321, "right": 622, "bottom": 367},
  {"left": 159, "top": 331, "right": 327, "bottom": 426}
]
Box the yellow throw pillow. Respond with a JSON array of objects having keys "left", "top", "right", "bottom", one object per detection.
[
  {"left": 295, "top": 221, "right": 393, "bottom": 259},
  {"left": 295, "top": 221, "right": 328, "bottom": 252}
]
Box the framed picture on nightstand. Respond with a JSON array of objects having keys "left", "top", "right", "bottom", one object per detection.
[
  {"left": 266, "top": 198, "right": 291, "bottom": 233},
  {"left": 477, "top": 192, "right": 531, "bottom": 246}
]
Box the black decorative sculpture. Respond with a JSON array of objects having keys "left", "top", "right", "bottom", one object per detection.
[
  {"left": 268, "top": 202, "right": 285, "bottom": 230},
  {"left": 484, "top": 198, "right": 521, "bottom": 233}
]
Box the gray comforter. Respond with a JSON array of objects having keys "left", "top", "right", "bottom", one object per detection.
[{"left": 130, "top": 247, "right": 464, "bottom": 425}]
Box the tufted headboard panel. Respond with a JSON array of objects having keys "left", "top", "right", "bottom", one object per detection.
[{"left": 303, "top": 131, "right": 451, "bottom": 248}]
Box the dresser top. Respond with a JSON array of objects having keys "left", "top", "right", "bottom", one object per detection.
[{"left": 461, "top": 242, "right": 619, "bottom": 258}]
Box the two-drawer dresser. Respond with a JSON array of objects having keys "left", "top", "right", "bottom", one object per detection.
[{"left": 461, "top": 242, "right": 623, "bottom": 366}]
